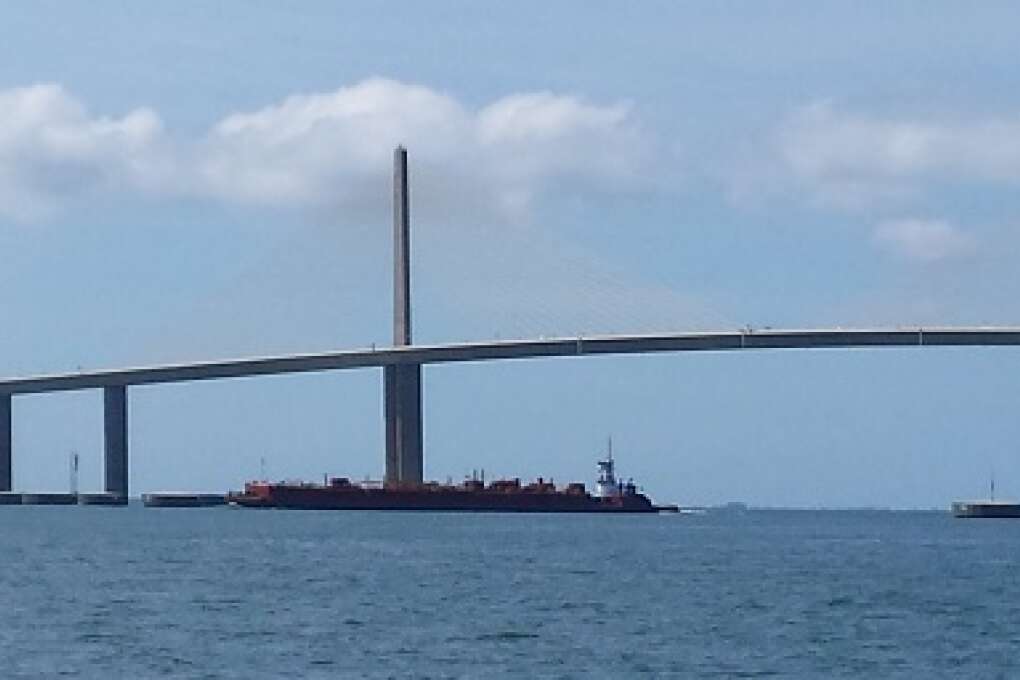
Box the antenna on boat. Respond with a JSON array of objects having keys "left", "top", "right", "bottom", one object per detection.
[
  {"left": 69, "top": 450, "right": 79, "bottom": 496},
  {"left": 608, "top": 435, "right": 613, "bottom": 461},
  {"left": 991, "top": 468, "right": 996, "bottom": 502}
]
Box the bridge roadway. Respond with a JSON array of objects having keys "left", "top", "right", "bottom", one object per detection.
[
  {"left": 2, "top": 325, "right": 1019, "bottom": 496},
  {"left": 2, "top": 326, "right": 1019, "bottom": 395}
]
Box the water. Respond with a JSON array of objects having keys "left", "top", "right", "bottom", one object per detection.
[{"left": 1, "top": 507, "right": 1018, "bottom": 678}]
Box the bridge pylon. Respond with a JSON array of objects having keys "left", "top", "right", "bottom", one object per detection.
[{"left": 384, "top": 146, "right": 424, "bottom": 486}]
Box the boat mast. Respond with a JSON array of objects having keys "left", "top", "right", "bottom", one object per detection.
[{"left": 69, "top": 450, "right": 79, "bottom": 496}]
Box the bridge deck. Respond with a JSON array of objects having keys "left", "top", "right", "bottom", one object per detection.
[{"left": 1, "top": 327, "right": 1019, "bottom": 395}]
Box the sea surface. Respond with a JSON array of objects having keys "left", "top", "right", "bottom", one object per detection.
[{"left": 1, "top": 507, "right": 1018, "bottom": 678}]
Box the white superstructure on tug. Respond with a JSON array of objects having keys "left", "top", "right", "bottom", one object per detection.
[
  {"left": 596, "top": 455, "right": 619, "bottom": 498},
  {"left": 596, "top": 438, "right": 638, "bottom": 498}
]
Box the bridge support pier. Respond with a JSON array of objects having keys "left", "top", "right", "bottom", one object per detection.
[
  {"left": 104, "top": 385, "right": 128, "bottom": 499},
  {"left": 384, "top": 364, "right": 422, "bottom": 486},
  {"left": 0, "top": 394, "right": 10, "bottom": 492}
]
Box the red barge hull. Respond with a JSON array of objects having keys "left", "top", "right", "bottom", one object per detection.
[{"left": 232, "top": 480, "right": 658, "bottom": 513}]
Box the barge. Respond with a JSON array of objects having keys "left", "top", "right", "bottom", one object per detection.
[
  {"left": 142, "top": 493, "right": 227, "bottom": 508},
  {"left": 952, "top": 477, "right": 1020, "bottom": 518},
  {"left": 951, "top": 501, "right": 1020, "bottom": 518},
  {"left": 231, "top": 452, "right": 665, "bottom": 513}
]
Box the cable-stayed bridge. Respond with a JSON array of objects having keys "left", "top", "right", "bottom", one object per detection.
[{"left": 1, "top": 149, "right": 1017, "bottom": 497}]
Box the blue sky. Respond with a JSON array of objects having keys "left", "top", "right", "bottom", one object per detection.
[{"left": 1, "top": 2, "right": 1019, "bottom": 506}]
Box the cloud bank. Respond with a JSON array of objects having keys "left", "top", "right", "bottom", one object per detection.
[
  {"left": 726, "top": 101, "right": 1020, "bottom": 262},
  {"left": 0, "top": 79, "right": 646, "bottom": 222},
  {"left": 0, "top": 84, "right": 165, "bottom": 220},
  {"left": 777, "top": 101, "right": 1020, "bottom": 207}
]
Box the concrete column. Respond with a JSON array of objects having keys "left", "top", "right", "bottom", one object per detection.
[
  {"left": 0, "top": 394, "right": 10, "bottom": 492},
  {"left": 396, "top": 364, "right": 423, "bottom": 484},
  {"left": 104, "top": 385, "right": 128, "bottom": 498},
  {"left": 383, "top": 364, "right": 424, "bottom": 486}
]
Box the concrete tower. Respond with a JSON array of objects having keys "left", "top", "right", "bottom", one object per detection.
[{"left": 384, "top": 146, "right": 424, "bottom": 486}]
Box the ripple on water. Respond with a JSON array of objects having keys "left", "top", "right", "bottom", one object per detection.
[
  {"left": 5, "top": 509, "right": 1020, "bottom": 677},
  {"left": 476, "top": 631, "right": 540, "bottom": 641}
]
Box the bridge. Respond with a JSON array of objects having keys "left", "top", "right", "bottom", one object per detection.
[
  {"left": 1, "top": 148, "right": 1017, "bottom": 496},
  {"left": 2, "top": 327, "right": 1019, "bottom": 395}
]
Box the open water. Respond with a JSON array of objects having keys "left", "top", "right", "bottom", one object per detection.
[{"left": 1, "top": 507, "right": 1018, "bottom": 678}]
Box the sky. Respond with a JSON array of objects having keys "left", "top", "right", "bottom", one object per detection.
[{"left": 1, "top": 1, "right": 1020, "bottom": 506}]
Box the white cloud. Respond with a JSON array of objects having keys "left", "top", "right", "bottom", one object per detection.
[
  {"left": 197, "top": 79, "right": 645, "bottom": 218},
  {"left": 0, "top": 79, "right": 647, "bottom": 223},
  {"left": 775, "top": 102, "right": 1020, "bottom": 207},
  {"left": 0, "top": 84, "right": 164, "bottom": 220},
  {"left": 196, "top": 79, "right": 470, "bottom": 207},
  {"left": 477, "top": 93, "right": 639, "bottom": 178},
  {"left": 872, "top": 218, "right": 976, "bottom": 262}
]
